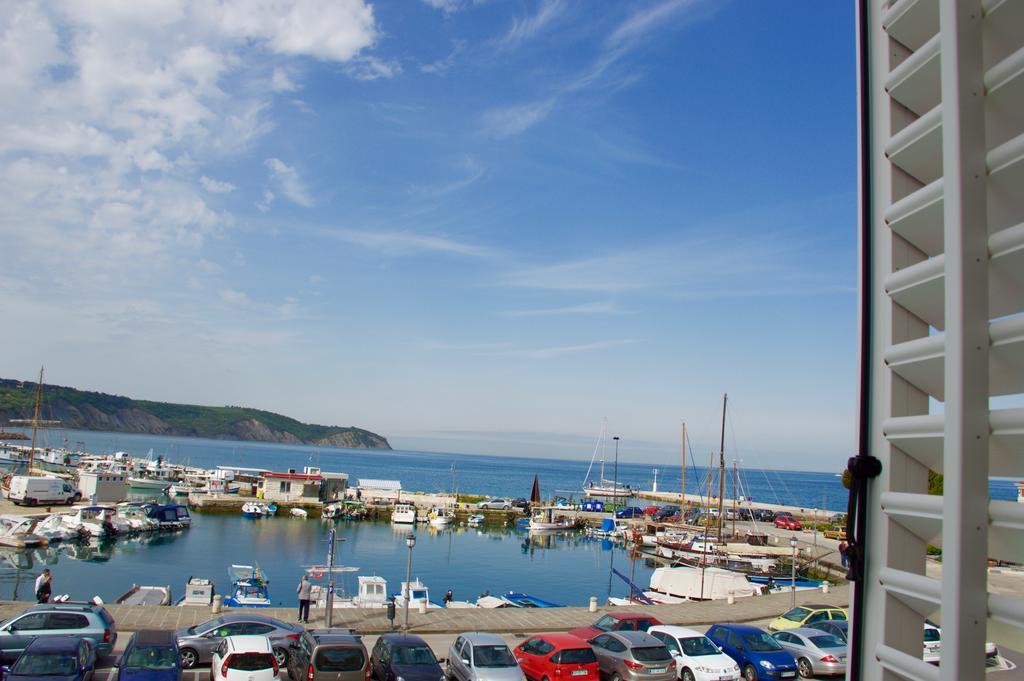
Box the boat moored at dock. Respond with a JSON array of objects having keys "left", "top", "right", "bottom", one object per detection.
[
  {"left": 223, "top": 564, "right": 272, "bottom": 607},
  {"left": 391, "top": 503, "right": 416, "bottom": 524}
]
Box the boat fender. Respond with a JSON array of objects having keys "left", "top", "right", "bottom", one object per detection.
[{"left": 92, "top": 596, "right": 103, "bottom": 605}]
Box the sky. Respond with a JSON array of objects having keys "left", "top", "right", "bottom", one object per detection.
[{"left": 0, "top": 0, "right": 858, "bottom": 472}]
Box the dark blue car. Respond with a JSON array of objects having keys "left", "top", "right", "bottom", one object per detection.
[
  {"left": 614, "top": 507, "right": 644, "bottom": 519},
  {"left": 117, "top": 631, "right": 180, "bottom": 681},
  {"left": 3, "top": 636, "right": 97, "bottom": 681},
  {"left": 705, "top": 624, "right": 797, "bottom": 681}
]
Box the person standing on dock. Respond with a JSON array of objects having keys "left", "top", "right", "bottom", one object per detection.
[
  {"left": 838, "top": 541, "right": 849, "bottom": 568},
  {"left": 443, "top": 590, "right": 453, "bottom": 606},
  {"left": 35, "top": 569, "right": 52, "bottom": 603},
  {"left": 296, "top": 574, "right": 312, "bottom": 623}
]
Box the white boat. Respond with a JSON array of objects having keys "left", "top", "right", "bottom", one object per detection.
[
  {"left": 529, "top": 507, "right": 575, "bottom": 531},
  {"left": 391, "top": 503, "right": 416, "bottom": 524},
  {"left": 34, "top": 514, "right": 83, "bottom": 542},
  {"left": 0, "top": 515, "right": 47, "bottom": 548},
  {"left": 322, "top": 501, "right": 344, "bottom": 519},
  {"left": 467, "top": 514, "right": 485, "bottom": 526},
  {"left": 117, "top": 503, "right": 160, "bottom": 532},
  {"left": 315, "top": 575, "right": 388, "bottom": 609},
  {"left": 647, "top": 565, "right": 760, "bottom": 601},
  {"left": 177, "top": 577, "right": 214, "bottom": 607},
  {"left": 62, "top": 506, "right": 119, "bottom": 537},
  {"left": 428, "top": 506, "right": 454, "bottom": 527},
  {"left": 290, "top": 508, "right": 308, "bottom": 518},
  {"left": 127, "top": 477, "right": 172, "bottom": 491},
  {"left": 241, "top": 502, "right": 277, "bottom": 518},
  {"left": 116, "top": 584, "right": 172, "bottom": 606},
  {"left": 581, "top": 419, "right": 633, "bottom": 498}
]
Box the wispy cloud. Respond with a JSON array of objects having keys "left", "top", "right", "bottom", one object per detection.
[
  {"left": 498, "top": 0, "right": 568, "bottom": 50},
  {"left": 200, "top": 176, "right": 237, "bottom": 194},
  {"left": 606, "top": 0, "right": 704, "bottom": 49},
  {"left": 423, "top": 341, "right": 516, "bottom": 352},
  {"left": 503, "top": 300, "right": 632, "bottom": 317},
  {"left": 481, "top": 99, "right": 556, "bottom": 138},
  {"left": 344, "top": 56, "right": 403, "bottom": 81},
  {"left": 425, "top": 338, "right": 639, "bottom": 359},
  {"left": 421, "top": 40, "right": 465, "bottom": 75},
  {"left": 409, "top": 155, "right": 487, "bottom": 197},
  {"left": 319, "top": 228, "right": 494, "bottom": 257},
  {"left": 265, "top": 158, "right": 313, "bottom": 207}
]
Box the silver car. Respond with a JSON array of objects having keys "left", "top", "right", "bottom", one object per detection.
[
  {"left": 589, "top": 632, "right": 675, "bottom": 681},
  {"left": 447, "top": 632, "right": 524, "bottom": 681},
  {"left": 174, "top": 613, "right": 302, "bottom": 668},
  {"left": 770, "top": 628, "right": 847, "bottom": 678},
  {"left": 478, "top": 499, "right": 513, "bottom": 510}
]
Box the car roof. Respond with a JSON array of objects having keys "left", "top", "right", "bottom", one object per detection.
[
  {"left": 225, "top": 636, "right": 273, "bottom": 652},
  {"left": 25, "top": 636, "right": 85, "bottom": 653},
  {"left": 609, "top": 631, "right": 660, "bottom": 646},
  {"left": 605, "top": 612, "right": 651, "bottom": 620},
  {"left": 25, "top": 603, "right": 101, "bottom": 614},
  {"left": 307, "top": 630, "right": 362, "bottom": 645},
  {"left": 133, "top": 630, "right": 178, "bottom": 646},
  {"left": 710, "top": 623, "right": 763, "bottom": 634},
  {"left": 802, "top": 604, "right": 841, "bottom": 611},
  {"left": 460, "top": 632, "right": 507, "bottom": 646},
  {"left": 648, "top": 625, "right": 707, "bottom": 639},
  {"left": 786, "top": 628, "right": 841, "bottom": 639},
  {"left": 381, "top": 633, "right": 428, "bottom": 647},
  {"left": 531, "top": 633, "right": 593, "bottom": 648},
  {"left": 216, "top": 613, "right": 280, "bottom": 625}
]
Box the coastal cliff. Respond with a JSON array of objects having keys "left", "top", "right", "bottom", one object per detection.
[{"left": 0, "top": 378, "right": 391, "bottom": 449}]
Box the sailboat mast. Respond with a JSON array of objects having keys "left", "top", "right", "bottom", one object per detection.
[
  {"left": 680, "top": 421, "right": 686, "bottom": 509},
  {"left": 717, "top": 392, "right": 727, "bottom": 541},
  {"left": 732, "top": 460, "right": 738, "bottom": 537},
  {"left": 29, "top": 366, "right": 44, "bottom": 477}
]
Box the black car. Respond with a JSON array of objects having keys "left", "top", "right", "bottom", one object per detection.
[
  {"left": 653, "top": 506, "right": 680, "bottom": 520},
  {"left": 511, "top": 499, "right": 530, "bottom": 510},
  {"left": 5, "top": 636, "right": 98, "bottom": 681},
  {"left": 752, "top": 509, "right": 776, "bottom": 522},
  {"left": 370, "top": 634, "right": 444, "bottom": 681}
]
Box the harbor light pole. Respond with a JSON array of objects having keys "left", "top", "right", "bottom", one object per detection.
[
  {"left": 790, "top": 536, "right": 798, "bottom": 608},
  {"left": 612, "top": 436, "right": 620, "bottom": 502},
  {"left": 403, "top": 532, "right": 416, "bottom": 631}
]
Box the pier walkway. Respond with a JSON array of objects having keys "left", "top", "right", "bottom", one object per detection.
[{"left": 0, "top": 585, "right": 849, "bottom": 634}]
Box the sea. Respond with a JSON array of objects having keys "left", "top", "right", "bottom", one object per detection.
[{"left": 0, "top": 429, "right": 1016, "bottom": 608}]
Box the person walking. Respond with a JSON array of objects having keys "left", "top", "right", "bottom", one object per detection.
[
  {"left": 443, "top": 589, "right": 453, "bottom": 606},
  {"left": 296, "top": 574, "right": 312, "bottom": 623},
  {"left": 838, "top": 541, "right": 849, "bottom": 568},
  {"left": 35, "top": 569, "right": 52, "bottom": 604}
]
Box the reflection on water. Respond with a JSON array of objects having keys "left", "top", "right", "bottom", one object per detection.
[{"left": 0, "top": 515, "right": 653, "bottom": 607}]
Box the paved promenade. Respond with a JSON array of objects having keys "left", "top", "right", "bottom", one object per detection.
[{"left": 0, "top": 585, "right": 849, "bottom": 634}]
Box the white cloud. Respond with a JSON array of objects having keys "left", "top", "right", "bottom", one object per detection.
[
  {"left": 271, "top": 67, "right": 300, "bottom": 92},
  {"left": 200, "top": 176, "right": 237, "bottom": 193},
  {"left": 265, "top": 158, "right": 313, "bottom": 207},
  {"left": 256, "top": 189, "right": 275, "bottom": 212},
  {"left": 498, "top": 0, "right": 567, "bottom": 50},
  {"left": 508, "top": 339, "right": 639, "bottom": 359},
  {"left": 320, "top": 228, "right": 493, "bottom": 257},
  {"left": 344, "top": 56, "right": 402, "bottom": 81},
  {"left": 503, "top": 300, "right": 631, "bottom": 317},
  {"left": 219, "top": 288, "right": 250, "bottom": 304},
  {"left": 480, "top": 99, "right": 556, "bottom": 138}
]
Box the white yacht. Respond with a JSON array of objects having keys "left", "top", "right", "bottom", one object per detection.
[
  {"left": 391, "top": 503, "right": 416, "bottom": 524},
  {"left": 428, "top": 506, "right": 454, "bottom": 527}
]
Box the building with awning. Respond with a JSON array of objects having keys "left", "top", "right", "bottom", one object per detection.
[{"left": 356, "top": 478, "right": 402, "bottom": 501}]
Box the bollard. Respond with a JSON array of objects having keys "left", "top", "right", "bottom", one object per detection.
[
  {"left": 212, "top": 594, "right": 223, "bottom": 614},
  {"left": 821, "top": 581, "right": 830, "bottom": 594},
  {"left": 589, "top": 597, "right": 598, "bottom": 612},
  {"left": 418, "top": 600, "right": 427, "bottom": 614},
  {"left": 727, "top": 593, "right": 735, "bottom": 605}
]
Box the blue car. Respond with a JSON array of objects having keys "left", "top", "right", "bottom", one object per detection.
[
  {"left": 117, "top": 631, "right": 180, "bottom": 681},
  {"left": 705, "top": 624, "right": 797, "bottom": 681},
  {"left": 3, "top": 636, "right": 97, "bottom": 681},
  {"left": 614, "top": 507, "right": 644, "bottom": 519}
]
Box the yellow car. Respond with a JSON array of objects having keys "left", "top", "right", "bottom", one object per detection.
[{"left": 768, "top": 604, "right": 849, "bottom": 631}]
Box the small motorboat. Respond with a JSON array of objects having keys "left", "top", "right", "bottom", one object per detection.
[
  {"left": 428, "top": 506, "right": 454, "bottom": 527},
  {"left": 223, "top": 564, "right": 272, "bottom": 607},
  {"left": 467, "top": 514, "right": 485, "bottom": 526},
  {"left": 61, "top": 506, "right": 119, "bottom": 538},
  {"left": 117, "top": 584, "right": 172, "bottom": 606},
  {"left": 391, "top": 504, "right": 416, "bottom": 524},
  {"left": 177, "top": 577, "right": 214, "bottom": 606},
  {"left": 241, "top": 502, "right": 277, "bottom": 518},
  {"left": 528, "top": 507, "right": 575, "bottom": 531},
  {"left": 322, "top": 501, "right": 344, "bottom": 520},
  {"left": 0, "top": 515, "right": 48, "bottom": 548},
  {"left": 501, "top": 592, "right": 563, "bottom": 608},
  {"left": 290, "top": 508, "right": 308, "bottom": 518}
]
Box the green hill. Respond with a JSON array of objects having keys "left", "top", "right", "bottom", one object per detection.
[{"left": 0, "top": 378, "right": 391, "bottom": 449}]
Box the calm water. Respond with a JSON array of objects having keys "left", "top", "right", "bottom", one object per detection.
[{"left": 0, "top": 516, "right": 650, "bottom": 608}]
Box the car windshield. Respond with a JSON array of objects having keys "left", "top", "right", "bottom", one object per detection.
[
  {"left": 12, "top": 653, "right": 78, "bottom": 676},
  {"left": 782, "top": 608, "right": 811, "bottom": 623},
  {"left": 394, "top": 646, "right": 437, "bottom": 666},
  {"left": 680, "top": 637, "right": 719, "bottom": 657},
  {"left": 631, "top": 647, "right": 671, "bottom": 663},
  {"left": 227, "top": 653, "right": 275, "bottom": 671},
  {"left": 924, "top": 628, "right": 941, "bottom": 642},
  {"left": 473, "top": 646, "right": 516, "bottom": 668},
  {"left": 556, "top": 649, "right": 596, "bottom": 665},
  {"left": 126, "top": 646, "right": 178, "bottom": 669},
  {"left": 808, "top": 635, "right": 845, "bottom": 650},
  {"left": 193, "top": 617, "right": 225, "bottom": 635},
  {"left": 742, "top": 633, "right": 783, "bottom": 652},
  {"left": 593, "top": 616, "right": 618, "bottom": 632}
]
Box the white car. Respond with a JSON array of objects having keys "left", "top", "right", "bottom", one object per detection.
[
  {"left": 648, "top": 626, "right": 740, "bottom": 681},
  {"left": 211, "top": 636, "right": 281, "bottom": 681},
  {"left": 478, "top": 498, "right": 513, "bottom": 510},
  {"left": 922, "top": 621, "right": 999, "bottom": 665}
]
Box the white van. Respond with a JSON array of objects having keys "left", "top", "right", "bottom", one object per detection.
[{"left": 7, "top": 476, "right": 80, "bottom": 506}]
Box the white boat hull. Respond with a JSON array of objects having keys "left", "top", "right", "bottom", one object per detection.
[{"left": 127, "top": 478, "right": 171, "bottom": 491}]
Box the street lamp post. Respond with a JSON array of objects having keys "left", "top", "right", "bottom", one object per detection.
[
  {"left": 403, "top": 532, "right": 416, "bottom": 631},
  {"left": 790, "top": 536, "right": 798, "bottom": 606}
]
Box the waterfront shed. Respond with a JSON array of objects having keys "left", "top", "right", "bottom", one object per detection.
[
  {"left": 356, "top": 478, "right": 402, "bottom": 502},
  {"left": 77, "top": 471, "right": 127, "bottom": 504},
  {"left": 258, "top": 471, "right": 323, "bottom": 503},
  {"left": 320, "top": 471, "right": 349, "bottom": 500}
]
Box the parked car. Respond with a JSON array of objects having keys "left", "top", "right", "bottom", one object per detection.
[
  {"left": 921, "top": 621, "right": 998, "bottom": 665},
  {"left": 513, "top": 633, "right": 599, "bottom": 681},
  {"left": 446, "top": 632, "right": 522, "bottom": 681},
  {"left": 614, "top": 507, "right": 644, "bottom": 519},
  {"left": 369, "top": 633, "right": 444, "bottom": 681},
  {"left": 174, "top": 614, "right": 301, "bottom": 669},
  {"left": 704, "top": 624, "right": 797, "bottom": 681},
  {"left": 647, "top": 625, "right": 740, "bottom": 681},
  {"left": 822, "top": 526, "right": 846, "bottom": 541},
  {"left": 4, "top": 636, "right": 98, "bottom": 681},
  {"left": 210, "top": 636, "right": 280, "bottom": 681},
  {"left": 770, "top": 628, "right": 846, "bottom": 678},
  {"left": 752, "top": 510, "right": 775, "bottom": 523},
  {"left": 286, "top": 629, "right": 368, "bottom": 681},
  {"left": 767, "top": 606, "right": 847, "bottom": 633},
  {"left": 512, "top": 499, "right": 531, "bottom": 510},
  {"left": 804, "top": 621, "right": 847, "bottom": 644},
  {"left": 589, "top": 632, "right": 675, "bottom": 681},
  {"left": 642, "top": 506, "right": 660, "bottom": 516},
  {"left": 117, "top": 630, "right": 181, "bottom": 681},
  {"left": 0, "top": 602, "right": 117, "bottom": 664},
  {"left": 8, "top": 476, "right": 82, "bottom": 506},
  {"left": 773, "top": 516, "right": 802, "bottom": 531},
  {"left": 478, "top": 499, "right": 513, "bottom": 511},
  {"left": 654, "top": 506, "right": 680, "bottom": 521},
  {"left": 568, "top": 614, "right": 663, "bottom": 642},
  {"left": 737, "top": 509, "right": 755, "bottom": 521}
]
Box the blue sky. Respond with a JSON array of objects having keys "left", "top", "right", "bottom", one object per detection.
[{"left": 0, "top": 0, "right": 857, "bottom": 472}]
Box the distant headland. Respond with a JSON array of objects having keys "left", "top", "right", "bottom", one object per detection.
[{"left": 0, "top": 378, "right": 391, "bottom": 450}]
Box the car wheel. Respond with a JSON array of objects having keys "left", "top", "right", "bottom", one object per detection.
[
  {"left": 681, "top": 669, "right": 695, "bottom": 681},
  {"left": 26, "top": 497, "right": 36, "bottom": 507},
  {"left": 503, "top": 505, "right": 510, "bottom": 511},
  {"left": 742, "top": 664, "right": 757, "bottom": 681},
  {"left": 445, "top": 661, "right": 454, "bottom": 679},
  {"left": 180, "top": 648, "right": 199, "bottom": 669},
  {"left": 797, "top": 658, "right": 813, "bottom": 679},
  {"left": 273, "top": 647, "right": 289, "bottom": 667}
]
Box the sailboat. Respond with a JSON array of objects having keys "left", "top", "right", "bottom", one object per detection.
[
  {"left": 582, "top": 419, "right": 633, "bottom": 498},
  {"left": 429, "top": 463, "right": 456, "bottom": 527}
]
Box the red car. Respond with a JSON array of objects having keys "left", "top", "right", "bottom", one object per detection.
[
  {"left": 774, "top": 515, "right": 803, "bottom": 530},
  {"left": 642, "top": 506, "right": 660, "bottom": 516},
  {"left": 514, "top": 633, "right": 600, "bottom": 681},
  {"left": 567, "top": 613, "right": 663, "bottom": 642}
]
